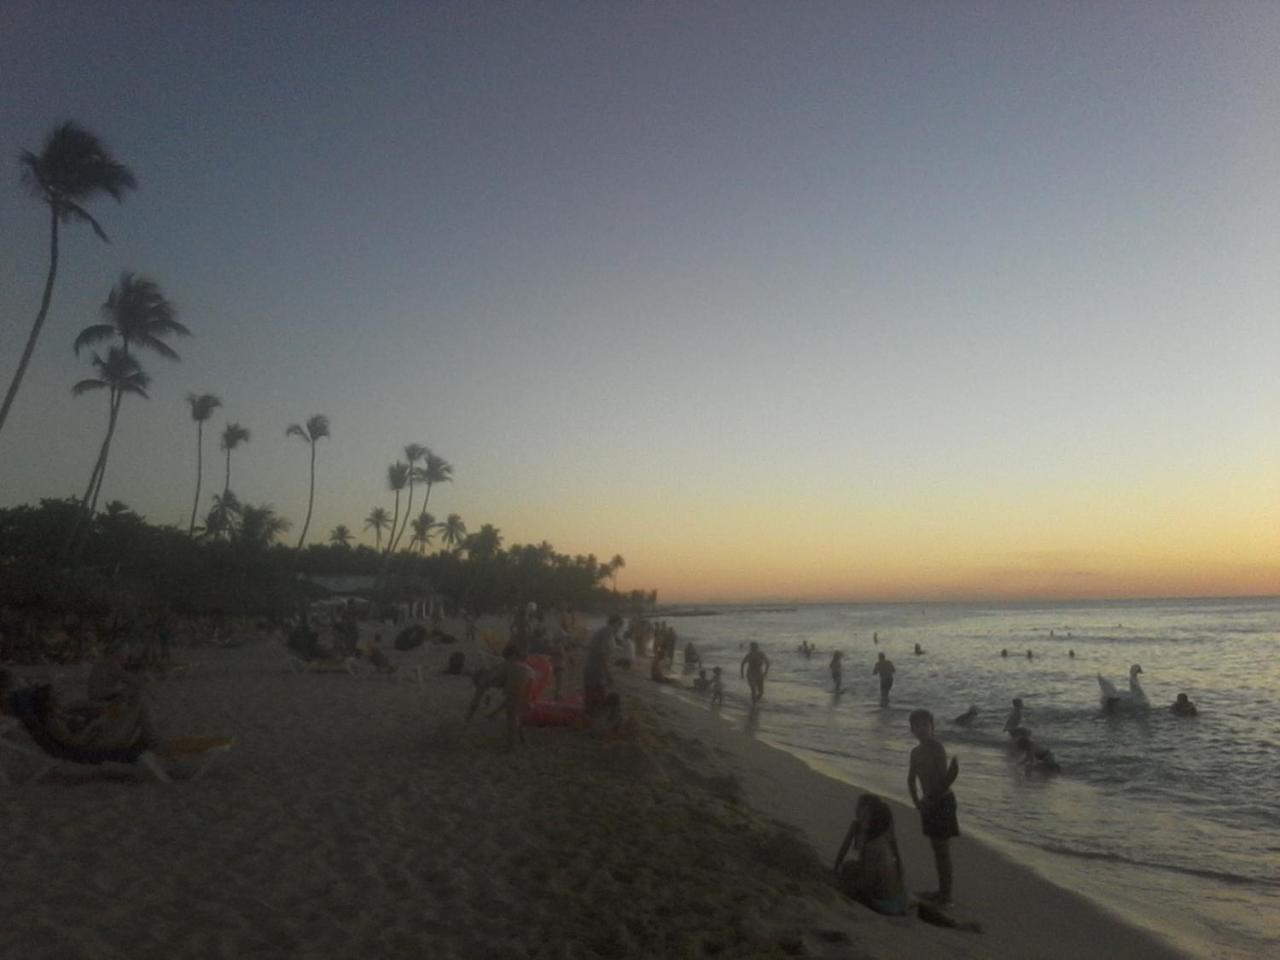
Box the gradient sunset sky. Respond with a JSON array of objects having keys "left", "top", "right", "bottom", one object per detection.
[{"left": 2, "top": 2, "right": 1277, "bottom": 603}]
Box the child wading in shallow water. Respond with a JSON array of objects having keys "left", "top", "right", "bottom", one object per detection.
[{"left": 907, "top": 708, "right": 960, "bottom": 906}]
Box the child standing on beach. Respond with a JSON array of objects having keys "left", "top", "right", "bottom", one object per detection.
[
  {"left": 907, "top": 708, "right": 960, "bottom": 906},
  {"left": 709, "top": 666, "right": 724, "bottom": 707}
]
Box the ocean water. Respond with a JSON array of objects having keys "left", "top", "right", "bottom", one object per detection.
[{"left": 654, "top": 598, "right": 1280, "bottom": 960}]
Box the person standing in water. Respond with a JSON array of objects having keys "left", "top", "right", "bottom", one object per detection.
[
  {"left": 872, "top": 652, "right": 895, "bottom": 705},
  {"left": 740, "top": 641, "right": 771, "bottom": 703},
  {"left": 830, "top": 651, "right": 844, "bottom": 694},
  {"left": 1002, "top": 697, "right": 1024, "bottom": 735},
  {"left": 907, "top": 709, "right": 960, "bottom": 906}
]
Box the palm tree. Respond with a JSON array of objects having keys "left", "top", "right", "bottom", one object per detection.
[
  {"left": 329, "top": 524, "right": 353, "bottom": 547},
  {"left": 186, "top": 393, "right": 222, "bottom": 535},
  {"left": 0, "top": 122, "right": 136, "bottom": 436},
  {"left": 237, "top": 504, "right": 290, "bottom": 548},
  {"left": 204, "top": 490, "right": 242, "bottom": 540},
  {"left": 383, "top": 461, "right": 410, "bottom": 555},
  {"left": 220, "top": 422, "right": 250, "bottom": 497},
  {"left": 364, "top": 507, "right": 392, "bottom": 551},
  {"left": 419, "top": 451, "right": 453, "bottom": 516},
  {"left": 73, "top": 272, "right": 190, "bottom": 360},
  {"left": 408, "top": 512, "right": 437, "bottom": 554},
  {"left": 390, "top": 443, "right": 428, "bottom": 552},
  {"left": 286, "top": 414, "right": 330, "bottom": 549},
  {"left": 609, "top": 554, "right": 626, "bottom": 594},
  {"left": 69, "top": 348, "right": 149, "bottom": 546},
  {"left": 441, "top": 513, "right": 467, "bottom": 551},
  {"left": 74, "top": 274, "right": 187, "bottom": 510}
]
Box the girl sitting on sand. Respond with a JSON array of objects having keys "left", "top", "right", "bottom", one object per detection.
[{"left": 833, "top": 793, "right": 909, "bottom": 916}]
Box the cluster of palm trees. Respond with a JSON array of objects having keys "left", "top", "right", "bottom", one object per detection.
[
  {"left": 345, "top": 445, "right": 462, "bottom": 558},
  {"left": 0, "top": 121, "right": 332, "bottom": 553},
  {"left": 2, "top": 122, "right": 630, "bottom": 586}
]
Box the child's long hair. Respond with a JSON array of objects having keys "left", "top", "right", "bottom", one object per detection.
[{"left": 856, "top": 793, "right": 904, "bottom": 879}]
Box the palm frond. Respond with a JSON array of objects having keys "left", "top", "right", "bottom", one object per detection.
[
  {"left": 61, "top": 199, "right": 110, "bottom": 242},
  {"left": 71, "top": 378, "right": 106, "bottom": 396},
  {"left": 72, "top": 324, "right": 116, "bottom": 355},
  {"left": 307, "top": 414, "right": 330, "bottom": 440}
]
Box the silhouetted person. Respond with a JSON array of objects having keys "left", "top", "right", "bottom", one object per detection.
[{"left": 872, "top": 652, "right": 895, "bottom": 705}]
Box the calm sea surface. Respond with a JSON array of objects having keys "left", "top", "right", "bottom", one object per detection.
[{"left": 655, "top": 598, "right": 1280, "bottom": 960}]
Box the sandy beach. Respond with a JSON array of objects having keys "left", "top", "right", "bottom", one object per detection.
[{"left": 1, "top": 622, "right": 1190, "bottom": 960}]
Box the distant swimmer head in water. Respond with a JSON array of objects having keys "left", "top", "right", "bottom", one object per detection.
[
  {"left": 913, "top": 643, "right": 924, "bottom": 655},
  {"left": 1001, "top": 648, "right": 1008, "bottom": 657},
  {"left": 1026, "top": 649, "right": 1033, "bottom": 659},
  {"left": 1171, "top": 692, "right": 1198, "bottom": 716},
  {"left": 1069, "top": 649, "right": 1075, "bottom": 658}
]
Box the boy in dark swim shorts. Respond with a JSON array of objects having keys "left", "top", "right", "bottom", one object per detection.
[{"left": 907, "top": 708, "right": 960, "bottom": 906}]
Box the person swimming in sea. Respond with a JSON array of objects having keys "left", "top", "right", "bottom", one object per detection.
[
  {"left": 951, "top": 705, "right": 978, "bottom": 726},
  {"left": 1012, "top": 730, "right": 1061, "bottom": 773},
  {"left": 1170, "top": 692, "right": 1198, "bottom": 716}
]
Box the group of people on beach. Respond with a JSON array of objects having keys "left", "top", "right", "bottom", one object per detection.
[{"left": 832, "top": 707, "right": 972, "bottom": 925}]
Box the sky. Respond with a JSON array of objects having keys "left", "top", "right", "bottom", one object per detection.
[{"left": 1, "top": 1, "right": 1278, "bottom": 603}]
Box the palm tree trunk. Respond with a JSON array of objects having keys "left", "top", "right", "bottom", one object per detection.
[
  {"left": 0, "top": 208, "right": 59, "bottom": 436},
  {"left": 385, "top": 492, "right": 401, "bottom": 557},
  {"left": 296, "top": 441, "right": 316, "bottom": 549},
  {"left": 64, "top": 390, "right": 117, "bottom": 559},
  {"left": 224, "top": 446, "right": 232, "bottom": 498},
  {"left": 87, "top": 391, "right": 123, "bottom": 517},
  {"left": 392, "top": 479, "right": 415, "bottom": 552},
  {"left": 189, "top": 420, "right": 204, "bottom": 536}
]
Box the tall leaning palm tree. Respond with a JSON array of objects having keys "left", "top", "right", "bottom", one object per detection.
[
  {"left": 364, "top": 506, "right": 391, "bottom": 551},
  {"left": 0, "top": 122, "right": 136, "bottom": 436},
  {"left": 383, "top": 461, "right": 410, "bottom": 556},
  {"left": 286, "top": 414, "right": 330, "bottom": 549},
  {"left": 74, "top": 274, "right": 188, "bottom": 509},
  {"left": 220, "top": 422, "right": 250, "bottom": 497},
  {"left": 390, "top": 443, "right": 428, "bottom": 552},
  {"left": 68, "top": 348, "right": 149, "bottom": 551},
  {"left": 186, "top": 393, "right": 222, "bottom": 535}
]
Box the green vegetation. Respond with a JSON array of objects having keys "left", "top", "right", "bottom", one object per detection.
[{"left": 0, "top": 499, "right": 653, "bottom": 624}]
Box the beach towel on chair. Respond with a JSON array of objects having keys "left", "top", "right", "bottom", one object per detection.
[{"left": 8, "top": 688, "right": 147, "bottom": 765}]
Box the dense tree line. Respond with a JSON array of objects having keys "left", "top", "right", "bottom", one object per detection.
[{"left": 0, "top": 499, "right": 652, "bottom": 623}]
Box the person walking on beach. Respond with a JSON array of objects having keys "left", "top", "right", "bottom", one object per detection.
[
  {"left": 907, "top": 708, "right": 960, "bottom": 906},
  {"left": 830, "top": 651, "right": 843, "bottom": 693},
  {"left": 584, "top": 614, "right": 622, "bottom": 720},
  {"left": 740, "top": 642, "right": 770, "bottom": 703},
  {"left": 872, "top": 652, "right": 895, "bottom": 705}
]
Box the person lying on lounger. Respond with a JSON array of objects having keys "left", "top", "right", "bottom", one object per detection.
[{"left": 31, "top": 684, "right": 154, "bottom": 751}]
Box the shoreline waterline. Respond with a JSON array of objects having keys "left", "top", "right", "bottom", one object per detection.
[
  {"left": 622, "top": 670, "right": 1192, "bottom": 960},
  {"left": 638, "top": 597, "right": 1279, "bottom": 960}
]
